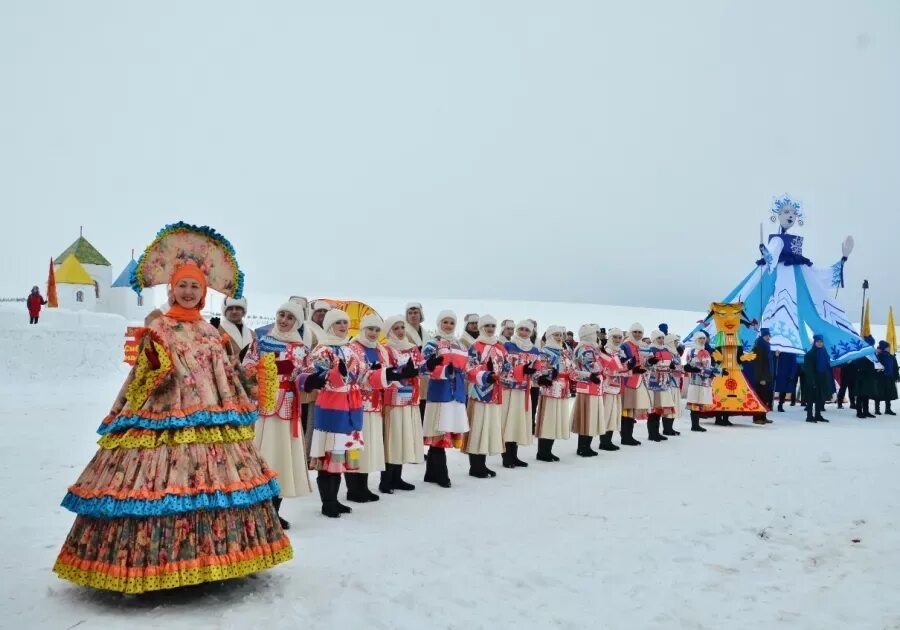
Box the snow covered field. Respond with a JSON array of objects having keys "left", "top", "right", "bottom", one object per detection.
[{"left": 2, "top": 305, "right": 899, "bottom": 629}]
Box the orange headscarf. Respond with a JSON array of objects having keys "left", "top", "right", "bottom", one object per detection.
[{"left": 167, "top": 261, "right": 207, "bottom": 322}]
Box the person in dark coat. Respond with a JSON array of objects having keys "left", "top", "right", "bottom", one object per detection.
[
  {"left": 802, "top": 334, "right": 834, "bottom": 423},
  {"left": 836, "top": 360, "right": 857, "bottom": 409},
  {"left": 26, "top": 286, "right": 47, "bottom": 324},
  {"left": 854, "top": 336, "right": 879, "bottom": 418},
  {"left": 751, "top": 329, "right": 775, "bottom": 424},
  {"left": 774, "top": 351, "right": 799, "bottom": 411},
  {"left": 874, "top": 341, "right": 898, "bottom": 415}
]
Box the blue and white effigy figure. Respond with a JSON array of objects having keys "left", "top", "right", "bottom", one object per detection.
[{"left": 685, "top": 194, "right": 873, "bottom": 365}]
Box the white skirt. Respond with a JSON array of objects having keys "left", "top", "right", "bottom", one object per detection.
[
  {"left": 383, "top": 404, "right": 425, "bottom": 464},
  {"left": 686, "top": 384, "right": 713, "bottom": 406},
  {"left": 254, "top": 414, "right": 312, "bottom": 498},
  {"left": 356, "top": 411, "right": 386, "bottom": 474},
  {"left": 671, "top": 387, "right": 682, "bottom": 417},
  {"left": 500, "top": 389, "right": 533, "bottom": 446},
  {"left": 651, "top": 388, "right": 677, "bottom": 409},
  {"left": 423, "top": 401, "right": 469, "bottom": 437},
  {"left": 602, "top": 394, "right": 622, "bottom": 433},
  {"left": 465, "top": 402, "right": 504, "bottom": 455},
  {"left": 536, "top": 397, "right": 571, "bottom": 440}
]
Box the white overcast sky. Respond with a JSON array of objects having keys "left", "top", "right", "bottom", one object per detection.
[{"left": 1, "top": 1, "right": 898, "bottom": 321}]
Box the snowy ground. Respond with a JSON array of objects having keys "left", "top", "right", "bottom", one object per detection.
[{"left": 3, "top": 373, "right": 900, "bottom": 630}]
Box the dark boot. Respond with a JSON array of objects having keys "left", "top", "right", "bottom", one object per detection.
[
  {"left": 599, "top": 430, "right": 620, "bottom": 451},
  {"left": 318, "top": 472, "right": 341, "bottom": 518},
  {"left": 662, "top": 417, "right": 680, "bottom": 436},
  {"left": 875, "top": 402, "right": 882, "bottom": 416},
  {"left": 536, "top": 438, "right": 556, "bottom": 462},
  {"left": 806, "top": 407, "right": 817, "bottom": 422},
  {"left": 271, "top": 496, "right": 290, "bottom": 530},
  {"left": 886, "top": 403, "right": 896, "bottom": 416},
  {"left": 392, "top": 464, "right": 415, "bottom": 491},
  {"left": 468, "top": 453, "right": 490, "bottom": 478},
  {"left": 509, "top": 442, "right": 528, "bottom": 467},
  {"left": 815, "top": 414, "right": 829, "bottom": 423},
  {"left": 379, "top": 468, "right": 394, "bottom": 494},
  {"left": 647, "top": 414, "right": 665, "bottom": 442},
  {"left": 502, "top": 443, "right": 515, "bottom": 468},
  {"left": 576, "top": 435, "right": 598, "bottom": 456},
  {"left": 714, "top": 414, "right": 734, "bottom": 426},
  {"left": 620, "top": 417, "right": 641, "bottom": 445},
  {"left": 361, "top": 473, "right": 380, "bottom": 501},
  {"left": 333, "top": 474, "right": 351, "bottom": 514},
  {"left": 345, "top": 472, "right": 370, "bottom": 503},
  {"left": 482, "top": 454, "right": 497, "bottom": 477},
  {"left": 425, "top": 447, "right": 451, "bottom": 487},
  {"left": 777, "top": 392, "right": 786, "bottom": 412},
  {"left": 690, "top": 411, "right": 706, "bottom": 432}
]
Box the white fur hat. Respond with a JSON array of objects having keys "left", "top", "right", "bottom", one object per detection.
[
  {"left": 516, "top": 319, "right": 534, "bottom": 332},
  {"left": 436, "top": 310, "right": 457, "bottom": 328},
  {"left": 500, "top": 319, "right": 514, "bottom": 328},
  {"left": 629, "top": 322, "right": 644, "bottom": 334},
  {"left": 323, "top": 309, "right": 349, "bottom": 332},
  {"left": 223, "top": 296, "right": 248, "bottom": 312},
  {"left": 545, "top": 325, "right": 566, "bottom": 338},
  {"left": 276, "top": 302, "right": 304, "bottom": 329},
  {"left": 384, "top": 315, "right": 406, "bottom": 336},
  {"left": 608, "top": 327, "right": 624, "bottom": 338},
  {"left": 405, "top": 302, "right": 423, "bottom": 312},
  {"left": 360, "top": 313, "right": 384, "bottom": 331},
  {"left": 478, "top": 314, "right": 497, "bottom": 329},
  {"left": 651, "top": 329, "right": 665, "bottom": 342},
  {"left": 312, "top": 300, "right": 332, "bottom": 313},
  {"left": 578, "top": 323, "right": 599, "bottom": 343},
  {"left": 464, "top": 313, "right": 479, "bottom": 325}
]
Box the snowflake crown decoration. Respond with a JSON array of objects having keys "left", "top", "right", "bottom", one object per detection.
[{"left": 769, "top": 194, "right": 804, "bottom": 226}]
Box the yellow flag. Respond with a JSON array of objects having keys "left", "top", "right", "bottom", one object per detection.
[
  {"left": 861, "top": 298, "right": 871, "bottom": 338},
  {"left": 887, "top": 306, "right": 897, "bottom": 354}
]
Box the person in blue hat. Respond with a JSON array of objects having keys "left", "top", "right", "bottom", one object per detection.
[
  {"left": 750, "top": 328, "right": 775, "bottom": 424},
  {"left": 874, "top": 341, "right": 898, "bottom": 415},
  {"left": 802, "top": 334, "right": 834, "bottom": 422}
]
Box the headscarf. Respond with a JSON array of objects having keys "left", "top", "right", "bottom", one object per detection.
[
  {"left": 385, "top": 315, "right": 415, "bottom": 351},
  {"left": 353, "top": 313, "right": 384, "bottom": 349},
  {"left": 544, "top": 325, "right": 566, "bottom": 349},
  {"left": 167, "top": 262, "right": 207, "bottom": 322},
  {"left": 318, "top": 309, "right": 351, "bottom": 347},
  {"left": 578, "top": 324, "right": 599, "bottom": 347},
  {"left": 511, "top": 319, "right": 535, "bottom": 351},
  {"left": 475, "top": 314, "right": 499, "bottom": 345},
  {"left": 434, "top": 310, "right": 458, "bottom": 341},
  {"left": 269, "top": 301, "right": 304, "bottom": 343}
]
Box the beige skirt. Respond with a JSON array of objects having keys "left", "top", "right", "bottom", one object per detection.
[
  {"left": 686, "top": 384, "right": 713, "bottom": 406},
  {"left": 623, "top": 384, "right": 652, "bottom": 412},
  {"left": 570, "top": 393, "right": 604, "bottom": 436},
  {"left": 356, "top": 411, "right": 386, "bottom": 474},
  {"left": 383, "top": 404, "right": 425, "bottom": 465},
  {"left": 602, "top": 394, "right": 622, "bottom": 433},
  {"left": 500, "top": 389, "right": 533, "bottom": 446},
  {"left": 464, "top": 402, "right": 504, "bottom": 455},
  {"left": 671, "top": 387, "right": 682, "bottom": 418},
  {"left": 651, "top": 388, "right": 677, "bottom": 409},
  {"left": 254, "top": 414, "right": 312, "bottom": 498},
  {"left": 535, "top": 397, "right": 571, "bottom": 440}
]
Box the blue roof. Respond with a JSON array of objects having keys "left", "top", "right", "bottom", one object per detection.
[{"left": 112, "top": 259, "right": 137, "bottom": 288}]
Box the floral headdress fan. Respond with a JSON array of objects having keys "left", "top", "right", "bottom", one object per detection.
[{"left": 130, "top": 222, "right": 244, "bottom": 298}]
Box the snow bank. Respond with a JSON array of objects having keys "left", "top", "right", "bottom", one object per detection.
[{"left": 0, "top": 303, "right": 129, "bottom": 382}]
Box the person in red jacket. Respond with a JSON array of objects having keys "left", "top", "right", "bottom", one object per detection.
[{"left": 27, "top": 286, "right": 47, "bottom": 324}]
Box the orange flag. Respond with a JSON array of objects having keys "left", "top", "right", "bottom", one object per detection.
[{"left": 47, "top": 257, "right": 58, "bottom": 308}]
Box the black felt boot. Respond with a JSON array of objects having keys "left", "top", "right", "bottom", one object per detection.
[
  {"left": 502, "top": 443, "right": 515, "bottom": 469},
  {"left": 576, "top": 434, "right": 598, "bottom": 456},
  {"left": 662, "top": 417, "right": 680, "bottom": 436},
  {"left": 333, "top": 474, "right": 351, "bottom": 514},
  {"left": 482, "top": 454, "right": 497, "bottom": 477},
  {"left": 318, "top": 472, "right": 341, "bottom": 518},
  {"left": 536, "top": 438, "right": 556, "bottom": 462},
  {"left": 507, "top": 442, "right": 528, "bottom": 467},
  {"left": 690, "top": 411, "right": 706, "bottom": 432},
  {"left": 647, "top": 414, "right": 665, "bottom": 442},
  {"left": 392, "top": 464, "right": 415, "bottom": 491},
  {"left": 271, "top": 496, "right": 290, "bottom": 530},
  {"left": 620, "top": 417, "right": 642, "bottom": 446},
  {"left": 379, "top": 468, "right": 394, "bottom": 494},
  {"left": 599, "top": 430, "right": 620, "bottom": 451},
  {"left": 469, "top": 453, "right": 490, "bottom": 478},
  {"left": 714, "top": 414, "right": 734, "bottom": 426}
]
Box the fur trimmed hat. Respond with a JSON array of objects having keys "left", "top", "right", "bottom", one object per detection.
[
  {"left": 223, "top": 296, "right": 247, "bottom": 312},
  {"left": 360, "top": 313, "right": 384, "bottom": 331},
  {"left": 276, "top": 302, "right": 304, "bottom": 329},
  {"left": 516, "top": 319, "right": 534, "bottom": 332},
  {"left": 312, "top": 300, "right": 332, "bottom": 313},
  {"left": 478, "top": 314, "right": 497, "bottom": 329},
  {"left": 578, "top": 323, "right": 599, "bottom": 343},
  {"left": 629, "top": 322, "right": 644, "bottom": 335},
  {"left": 464, "top": 313, "right": 479, "bottom": 325},
  {"left": 323, "top": 309, "right": 350, "bottom": 332},
  {"left": 437, "top": 310, "right": 457, "bottom": 327}
]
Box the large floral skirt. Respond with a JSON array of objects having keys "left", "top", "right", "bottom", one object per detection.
[{"left": 54, "top": 503, "right": 292, "bottom": 594}]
